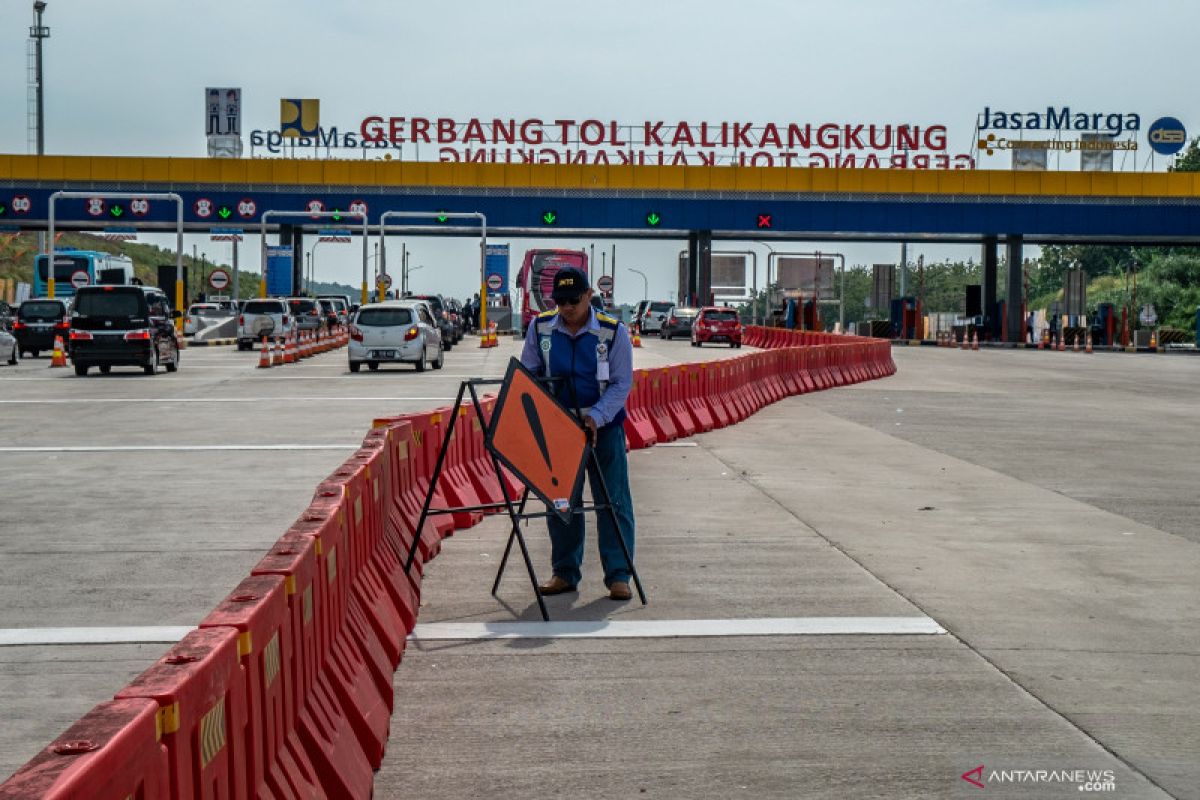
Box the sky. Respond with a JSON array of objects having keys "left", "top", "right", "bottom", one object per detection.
[{"left": 1, "top": 0, "right": 1195, "bottom": 304}]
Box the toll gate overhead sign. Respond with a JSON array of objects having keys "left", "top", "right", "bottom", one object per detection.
[{"left": 486, "top": 358, "right": 589, "bottom": 523}]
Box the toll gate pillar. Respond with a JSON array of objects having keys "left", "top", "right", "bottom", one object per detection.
[
  {"left": 1006, "top": 235, "right": 1024, "bottom": 343},
  {"left": 685, "top": 231, "right": 712, "bottom": 306},
  {"left": 982, "top": 235, "right": 998, "bottom": 336},
  {"left": 280, "top": 224, "right": 305, "bottom": 296}
]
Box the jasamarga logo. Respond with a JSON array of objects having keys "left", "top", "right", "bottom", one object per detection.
[{"left": 979, "top": 106, "right": 1140, "bottom": 134}]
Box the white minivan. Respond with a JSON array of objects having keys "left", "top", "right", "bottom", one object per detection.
[{"left": 348, "top": 301, "right": 444, "bottom": 372}]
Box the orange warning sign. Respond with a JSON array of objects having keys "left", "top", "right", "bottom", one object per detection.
[{"left": 487, "top": 358, "right": 589, "bottom": 521}]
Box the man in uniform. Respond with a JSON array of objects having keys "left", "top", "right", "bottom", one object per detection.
[{"left": 520, "top": 267, "right": 636, "bottom": 601}]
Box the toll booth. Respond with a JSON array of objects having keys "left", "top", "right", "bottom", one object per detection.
[{"left": 890, "top": 296, "right": 918, "bottom": 339}]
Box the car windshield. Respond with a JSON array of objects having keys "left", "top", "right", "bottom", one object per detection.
[
  {"left": 356, "top": 307, "right": 414, "bottom": 326},
  {"left": 189, "top": 306, "right": 224, "bottom": 318},
  {"left": 74, "top": 291, "right": 143, "bottom": 317},
  {"left": 649, "top": 302, "right": 673, "bottom": 312},
  {"left": 706, "top": 310, "right": 739, "bottom": 322},
  {"left": 20, "top": 301, "right": 65, "bottom": 321},
  {"left": 412, "top": 295, "right": 444, "bottom": 313},
  {"left": 244, "top": 300, "right": 284, "bottom": 314},
  {"left": 675, "top": 309, "right": 699, "bottom": 318},
  {"left": 288, "top": 300, "right": 319, "bottom": 314}
]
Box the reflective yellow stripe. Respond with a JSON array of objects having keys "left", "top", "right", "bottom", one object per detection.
[
  {"left": 284, "top": 575, "right": 296, "bottom": 595},
  {"left": 158, "top": 701, "right": 180, "bottom": 735},
  {"left": 398, "top": 440, "right": 409, "bottom": 459},
  {"left": 199, "top": 698, "right": 226, "bottom": 768},
  {"left": 327, "top": 547, "right": 337, "bottom": 584},
  {"left": 263, "top": 632, "right": 281, "bottom": 687},
  {"left": 237, "top": 631, "right": 252, "bottom": 658},
  {"left": 354, "top": 497, "right": 363, "bottom": 524},
  {"left": 303, "top": 585, "right": 314, "bottom": 623}
]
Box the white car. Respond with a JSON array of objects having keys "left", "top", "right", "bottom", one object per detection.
[
  {"left": 237, "top": 298, "right": 293, "bottom": 350},
  {"left": 0, "top": 326, "right": 18, "bottom": 366},
  {"left": 183, "top": 303, "right": 222, "bottom": 336},
  {"left": 348, "top": 301, "right": 444, "bottom": 373}
]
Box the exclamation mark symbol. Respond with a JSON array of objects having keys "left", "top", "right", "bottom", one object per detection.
[{"left": 521, "top": 392, "right": 556, "bottom": 486}]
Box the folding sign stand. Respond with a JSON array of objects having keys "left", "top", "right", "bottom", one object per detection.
[{"left": 402, "top": 358, "right": 646, "bottom": 622}]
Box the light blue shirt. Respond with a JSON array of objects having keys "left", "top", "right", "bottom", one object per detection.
[{"left": 520, "top": 308, "right": 633, "bottom": 428}]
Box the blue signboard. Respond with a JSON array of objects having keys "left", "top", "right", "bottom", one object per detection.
[
  {"left": 485, "top": 243, "right": 509, "bottom": 295},
  {"left": 266, "top": 245, "right": 293, "bottom": 296}
]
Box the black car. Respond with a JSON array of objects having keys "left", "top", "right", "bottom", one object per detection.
[
  {"left": 69, "top": 285, "right": 181, "bottom": 376},
  {"left": 409, "top": 294, "right": 456, "bottom": 350},
  {"left": 13, "top": 297, "right": 71, "bottom": 357}
]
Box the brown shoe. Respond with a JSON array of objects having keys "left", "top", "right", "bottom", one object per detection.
[
  {"left": 538, "top": 576, "right": 577, "bottom": 596},
  {"left": 608, "top": 581, "right": 632, "bottom": 601}
]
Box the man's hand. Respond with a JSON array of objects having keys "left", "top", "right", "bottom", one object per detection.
[{"left": 584, "top": 414, "right": 598, "bottom": 443}]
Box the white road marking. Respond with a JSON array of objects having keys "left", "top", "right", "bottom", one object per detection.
[
  {"left": 0, "top": 617, "right": 944, "bottom": 647},
  {"left": 0, "top": 444, "right": 360, "bottom": 453},
  {"left": 0, "top": 627, "right": 195, "bottom": 646},
  {"left": 410, "top": 617, "right": 946, "bottom": 640},
  {"left": 656, "top": 442, "right": 699, "bottom": 447}
]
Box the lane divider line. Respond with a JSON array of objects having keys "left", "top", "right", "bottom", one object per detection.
[
  {"left": 409, "top": 616, "right": 946, "bottom": 641},
  {"left": 0, "top": 626, "right": 196, "bottom": 646},
  {"left": 0, "top": 617, "right": 943, "bottom": 647}
]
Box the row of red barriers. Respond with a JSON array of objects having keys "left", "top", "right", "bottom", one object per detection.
[{"left": 0, "top": 329, "right": 892, "bottom": 799}]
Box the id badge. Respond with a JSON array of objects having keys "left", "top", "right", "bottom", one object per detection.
[{"left": 596, "top": 361, "right": 610, "bottom": 382}]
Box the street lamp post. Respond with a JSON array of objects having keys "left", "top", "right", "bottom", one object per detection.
[
  {"left": 31, "top": 2, "right": 49, "bottom": 156},
  {"left": 628, "top": 268, "right": 648, "bottom": 304}
]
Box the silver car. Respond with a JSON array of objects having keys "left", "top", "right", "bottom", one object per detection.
[{"left": 348, "top": 301, "right": 444, "bottom": 373}]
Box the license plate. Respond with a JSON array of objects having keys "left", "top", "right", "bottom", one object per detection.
[{"left": 373, "top": 350, "right": 396, "bottom": 359}]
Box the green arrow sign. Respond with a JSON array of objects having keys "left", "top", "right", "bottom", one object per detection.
[
  {"left": 645, "top": 212, "right": 661, "bottom": 227},
  {"left": 109, "top": 205, "right": 124, "bottom": 218},
  {"left": 332, "top": 209, "right": 343, "bottom": 222},
  {"left": 0, "top": 204, "right": 6, "bottom": 216},
  {"left": 436, "top": 212, "right": 449, "bottom": 223},
  {"left": 542, "top": 211, "right": 557, "bottom": 225},
  {"left": 217, "top": 206, "right": 232, "bottom": 219}
]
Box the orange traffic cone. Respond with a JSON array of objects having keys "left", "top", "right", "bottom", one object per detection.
[
  {"left": 1072, "top": 331, "right": 1080, "bottom": 352},
  {"left": 1037, "top": 331, "right": 1046, "bottom": 350},
  {"left": 284, "top": 331, "right": 295, "bottom": 364},
  {"left": 971, "top": 330, "right": 979, "bottom": 351},
  {"left": 49, "top": 335, "right": 68, "bottom": 368},
  {"left": 959, "top": 330, "right": 967, "bottom": 350},
  {"left": 1057, "top": 332, "right": 1065, "bottom": 352},
  {"left": 271, "top": 337, "right": 283, "bottom": 367},
  {"left": 632, "top": 323, "right": 643, "bottom": 348},
  {"left": 258, "top": 336, "right": 272, "bottom": 368},
  {"left": 1085, "top": 333, "right": 1093, "bottom": 354},
  {"left": 1149, "top": 330, "right": 1158, "bottom": 350}
]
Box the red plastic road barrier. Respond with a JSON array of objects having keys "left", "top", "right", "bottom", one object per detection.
[
  {"left": 680, "top": 364, "right": 714, "bottom": 433},
  {"left": 252, "top": 533, "right": 338, "bottom": 800},
  {"left": 0, "top": 699, "right": 169, "bottom": 799},
  {"left": 437, "top": 405, "right": 487, "bottom": 529},
  {"left": 200, "top": 574, "right": 322, "bottom": 799},
  {"left": 646, "top": 368, "right": 679, "bottom": 443},
  {"left": 458, "top": 402, "right": 505, "bottom": 507},
  {"left": 698, "top": 362, "right": 731, "bottom": 429},
  {"left": 377, "top": 418, "right": 442, "bottom": 565},
  {"left": 290, "top": 493, "right": 393, "bottom": 771},
  {"left": 622, "top": 370, "right": 659, "bottom": 449},
  {"left": 115, "top": 627, "right": 249, "bottom": 800},
  {"left": 665, "top": 366, "right": 697, "bottom": 438},
  {"left": 393, "top": 412, "right": 458, "bottom": 541}
]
